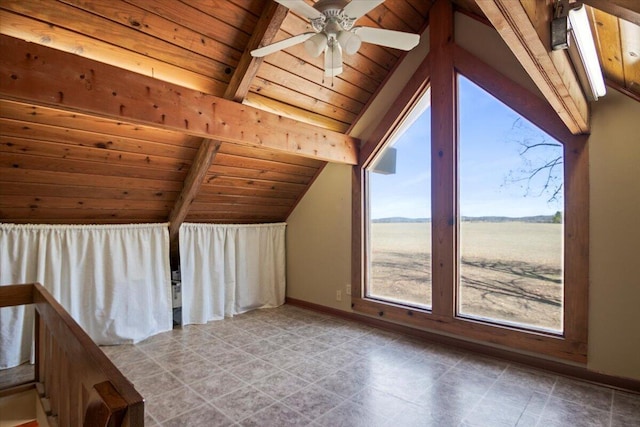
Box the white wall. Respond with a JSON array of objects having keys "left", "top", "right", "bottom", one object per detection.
[
  {"left": 286, "top": 12, "right": 640, "bottom": 380},
  {"left": 286, "top": 163, "right": 353, "bottom": 311},
  {"left": 453, "top": 13, "right": 543, "bottom": 99},
  {"left": 587, "top": 88, "right": 640, "bottom": 380}
]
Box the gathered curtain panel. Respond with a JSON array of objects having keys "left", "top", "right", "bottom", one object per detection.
[
  {"left": 179, "top": 222, "right": 286, "bottom": 325},
  {"left": 0, "top": 223, "right": 172, "bottom": 369}
]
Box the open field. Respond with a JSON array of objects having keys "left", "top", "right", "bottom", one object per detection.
[{"left": 369, "top": 222, "right": 563, "bottom": 331}]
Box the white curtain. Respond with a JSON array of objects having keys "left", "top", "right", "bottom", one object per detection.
[
  {"left": 0, "top": 223, "right": 172, "bottom": 369},
  {"left": 179, "top": 223, "right": 286, "bottom": 325}
]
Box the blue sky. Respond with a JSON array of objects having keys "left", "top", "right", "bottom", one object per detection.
[{"left": 369, "top": 76, "right": 564, "bottom": 219}]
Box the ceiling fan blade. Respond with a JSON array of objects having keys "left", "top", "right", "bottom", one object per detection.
[
  {"left": 275, "top": 0, "right": 324, "bottom": 19},
  {"left": 342, "top": 0, "right": 385, "bottom": 19},
  {"left": 324, "top": 43, "right": 343, "bottom": 77},
  {"left": 251, "top": 32, "right": 316, "bottom": 57},
  {"left": 354, "top": 27, "right": 420, "bottom": 50}
]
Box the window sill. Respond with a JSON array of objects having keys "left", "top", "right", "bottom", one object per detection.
[{"left": 352, "top": 297, "right": 586, "bottom": 363}]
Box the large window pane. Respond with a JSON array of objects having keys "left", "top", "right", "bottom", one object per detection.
[
  {"left": 457, "top": 75, "right": 564, "bottom": 332},
  {"left": 366, "top": 89, "right": 432, "bottom": 309}
]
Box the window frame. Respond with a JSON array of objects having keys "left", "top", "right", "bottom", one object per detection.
[
  {"left": 352, "top": 8, "right": 588, "bottom": 363},
  {"left": 364, "top": 87, "right": 434, "bottom": 311}
]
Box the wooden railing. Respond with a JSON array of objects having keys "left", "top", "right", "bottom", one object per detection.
[{"left": 0, "top": 283, "right": 144, "bottom": 426}]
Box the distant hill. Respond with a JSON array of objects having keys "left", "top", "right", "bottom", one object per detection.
[
  {"left": 372, "top": 215, "right": 557, "bottom": 223},
  {"left": 461, "top": 215, "right": 556, "bottom": 223},
  {"left": 372, "top": 217, "right": 430, "bottom": 223}
]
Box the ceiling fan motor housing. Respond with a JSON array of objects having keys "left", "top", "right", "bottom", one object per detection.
[
  {"left": 309, "top": 0, "right": 360, "bottom": 57},
  {"left": 312, "top": 0, "right": 356, "bottom": 31}
]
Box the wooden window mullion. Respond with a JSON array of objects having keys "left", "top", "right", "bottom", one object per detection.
[{"left": 430, "top": 0, "right": 457, "bottom": 320}]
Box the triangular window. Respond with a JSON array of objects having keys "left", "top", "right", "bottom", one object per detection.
[
  {"left": 365, "top": 88, "right": 432, "bottom": 310},
  {"left": 457, "top": 74, "right": 564, "bottom": 332}
]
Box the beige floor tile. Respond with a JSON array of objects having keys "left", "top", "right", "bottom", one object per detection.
[{"left": 89, "top": 305, "right": 635, "bottom": 427}]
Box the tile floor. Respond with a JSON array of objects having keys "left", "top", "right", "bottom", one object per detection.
[{"left": 2, "top": 304, "right": 639, "bottom": 426}]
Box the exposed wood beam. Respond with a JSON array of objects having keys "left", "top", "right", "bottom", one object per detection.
[
  {"left": 224, "top": 2, "right": 289, "bottom": 102},
  {"left": 168, "top": 139, "right": 222, "bottom": 259},
  {"left": 583, "top": 0, "right": 640, "bottom": 26},
  {"left": 0, "top": 35, "right": 358, "bottom": 165},
  {"left": 0, "top": 8, "right": 226, "bottom": 96},
  {"left": 475, "top": 0, "right": 590, "bottom": 134},
  {"left": 244, "top": 92, "right": 350, "bottom": 133}
]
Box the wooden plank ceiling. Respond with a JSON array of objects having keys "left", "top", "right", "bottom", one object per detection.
[
  {"left": 0, "top": 0, "right": 638, "bottom": 230},
  {"left": 586, "top": 2, "right": 640, "bottom": 99},
  {"left": 0, "top": 99, "right": 323, "bottom": 224},
  {"left": 0, "top": 0, "right": 432, "bottom": 227}
]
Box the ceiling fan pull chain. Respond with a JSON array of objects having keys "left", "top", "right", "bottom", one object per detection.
[{"left": 331, "top": 44, "right": 336, "bottom": 87}]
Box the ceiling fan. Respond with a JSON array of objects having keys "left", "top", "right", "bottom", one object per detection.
[{"left": 251, "top": 0, "right": 421, "bottom": 77}]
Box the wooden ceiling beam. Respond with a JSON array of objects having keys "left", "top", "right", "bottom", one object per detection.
[
  {"left": 475, "top": 0, "right": 590, "bottom": 134},
  {"left": 583, "top": 0, "right": 640, "bottom": 26},
  {"left": 0, "top": 8, "right": 227, "bottom": 96},
  {"left": 168, "top": 139, "right": 222, "bottom": 259},
  {"left": 224, "top": 2, "right": 289, "bottom": 102},
  {"left": 244, "top": 92, "right": 350, "bottom": 133},
  {"left": 0, "top": 35, "right": 358, "bottom": 165}
]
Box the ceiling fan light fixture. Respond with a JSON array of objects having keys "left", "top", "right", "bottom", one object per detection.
[
  {"left": 324, "top": 42, "right": 343, "bottom": 76},
  {"left": 304, "top": 33, "right": 328, "bottom": 57},
  {"left": 337, "top": 31, "right": 361, "bottom": 55}
]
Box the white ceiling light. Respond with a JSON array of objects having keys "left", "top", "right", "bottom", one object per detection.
[
  {"left": 551, "top": 1, "right": 606, "bottom": 100},
  {"left": 337, "top": 30, "right": 361, "bottom": 55},
  {"left": 304, "top": 33, "right": 328, "bottom": 57},
  {"left": 325, "top": 41, "right": 343, "bottom": 77},
  {"left": 568, "top": 4, "right": 606, "bottom": 99}
]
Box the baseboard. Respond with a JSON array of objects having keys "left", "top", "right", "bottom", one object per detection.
[{"left": 286, "top": 297, "right": 640, "bottom": 393}]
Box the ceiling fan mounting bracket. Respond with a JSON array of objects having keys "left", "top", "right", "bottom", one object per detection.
[
  {"left": 310, "top": 0, "right": 356, "bottom": 33},
  {"left": 314, "top": 0, "right": 349, "bottom": 14}
]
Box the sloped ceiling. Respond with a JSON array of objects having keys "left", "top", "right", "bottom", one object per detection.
[
  {"left": 0, "top": 0, "right": 638, "bottom": 236},
  {"left": 585, "top": 0, "right": 640, "bottom": 98},
  {"left": 0, "top": 0, "right": 433, "bottom": 231}
]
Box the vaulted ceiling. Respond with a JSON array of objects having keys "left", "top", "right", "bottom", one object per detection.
[
  {"left": 0, "top": 0, "right": 638, "bottom": 239},
  {"left": 585, "top": 0, "right": 640, "bottom": 99}
]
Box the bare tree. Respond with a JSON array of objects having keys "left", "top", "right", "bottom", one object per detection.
[{"left": 503, "top": 118, "right": 564, "bottom": 204}]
